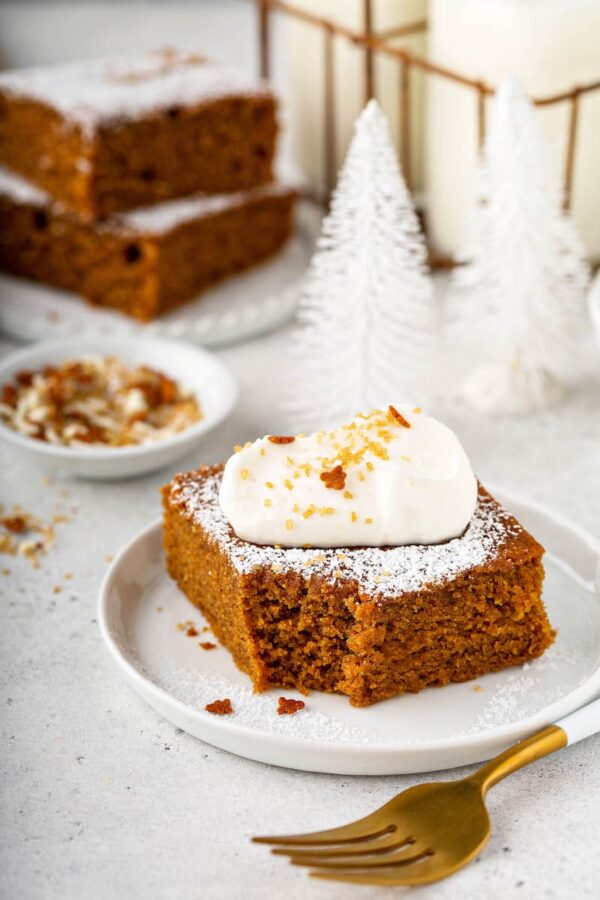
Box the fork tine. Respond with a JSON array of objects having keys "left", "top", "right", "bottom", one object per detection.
[
  {"left": 309, "top": 853, "right": 443, "bottom": 887},
  {"left": 292, "top": 847, "right": 432, "bottom": 871},
  {"left": 252, "top": 810, "right": 396, "bottom": 847},
  {"left": 273, "top": 834, "right": 414, "bottom": 859}
]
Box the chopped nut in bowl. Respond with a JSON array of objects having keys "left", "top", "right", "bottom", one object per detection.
[{"left": 0, "top": 338, "right": 236, "bottom": 479}]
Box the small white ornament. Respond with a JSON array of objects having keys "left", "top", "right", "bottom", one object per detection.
[
  {"left": 286, "top": 100, "right": 435, "bottom": 432},
  {"left": 451, "top": 76, "right": 590, "bottom": 416}
]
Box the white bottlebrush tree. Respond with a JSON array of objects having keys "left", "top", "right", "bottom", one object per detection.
[
  {"left": 286, "top": 99, "right": 435, "bottom": 432},
  {"left": 452, "top": 76, "right": 590, "bottom": 415}
]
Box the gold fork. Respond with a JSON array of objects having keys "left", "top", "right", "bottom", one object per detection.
[{"left": 253, "top": 700, "right": 599, "bottom": 886}]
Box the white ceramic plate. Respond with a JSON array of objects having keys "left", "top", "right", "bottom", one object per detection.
[
  {"left": 99, "top": 487, "right": 600, "bottom": 775},
  {"left": 0, "top": 204, "right": 318, "bottom": 347},
  {"left": 0, "top": 337, "right": 237, "bottom": 480}
]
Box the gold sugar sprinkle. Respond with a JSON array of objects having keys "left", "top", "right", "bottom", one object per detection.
[
  {"left": 319, "top": 507, "right": 335, "bottom": 516},
  {"left": 285, "top": 519, "right": 294, "bottom": 530},
  {"left": 343, "top": 490, "right": 354, "bottom": 500},
  {"left": 351, "top": 511, "right": 358, "bottom": 522},
  {"left": 365, "top": 517, "right": 373, "bottom": 525},
  {"left": 265, "top": 481, "right": 274, "bottom": 489},
  {"left": 240, "top": 468, "right": 249, "bottom": 480},
  {"left": 303, "top": 505, "right": 316, "bottom": 519},
  {"left": 284, "top": 479, "right": 294, "bottom": 490},
  {"left": 264, "top": 499, "right": 272, "bottom": 507}
]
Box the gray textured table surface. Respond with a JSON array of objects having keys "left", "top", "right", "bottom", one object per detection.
[{"left": 1, "top": 324, "right": 599, "bottom": 900}]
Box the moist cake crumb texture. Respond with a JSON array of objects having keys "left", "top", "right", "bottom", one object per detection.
[{"left": 162, "top": 466, "right": 555, "bottom": 707}]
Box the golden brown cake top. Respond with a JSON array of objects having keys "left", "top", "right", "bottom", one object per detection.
[{"left": 166, "top": 466, "right": 543, "bottom": 600}]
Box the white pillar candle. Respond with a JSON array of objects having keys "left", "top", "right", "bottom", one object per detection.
[
  {"left": 285, "top": 0, "right": 427, "bottom": 197},
  {"left": 425, "top": 0, "right": 600, "bottom": 260}
]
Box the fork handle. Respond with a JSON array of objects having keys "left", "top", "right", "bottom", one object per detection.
[
  {"left": 555, "top": 695, "right": 600, "bottom": 745},
  {"left": 472, "top": 696, "right": 600, "bottom": 793}
]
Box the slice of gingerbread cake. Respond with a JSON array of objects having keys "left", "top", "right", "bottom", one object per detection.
[
  {"left": 0, "top": 166, "right": 296, "bottom": 321},
  {"left": 162, "top": 407, "right": 554, "bottom": 707},
  {"left": 0, "top": 50, "right": 278, "bottom": 219}
]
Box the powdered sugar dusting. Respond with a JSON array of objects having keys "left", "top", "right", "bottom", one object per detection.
[
  {"left": 169, "top": 469, "right": 525, "bottom": 598},
  {"left": 115, "top": 183, "right": 293, "bottom": 236},
  {"left": 460, "top": 641, "right": 590, "bottom": 736},
  {"left": 0, "top": 166, "right": 293, "bottom": 237},
  {"left": 0, "top": 51, "right": 272, "bottom": 137},
  {"left": 156, "top": 668, "right": 371, "bottom": 744},
  {"left": 129, "top": 641, "right": 590, "bottom": 747},
  {"left": 0, "top": 165, "right": 48, "bottom": 206}
]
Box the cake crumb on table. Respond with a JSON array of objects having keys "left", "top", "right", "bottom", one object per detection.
[
  {"left": 205, "top": 698, "right": 233, "bottom": 715},
  {"left": 186, "top": 625, "right": 199, "bottom": 637},
  {"left": 277, "top": 697, "right": 306, "bottom": 716},
  {"left": 1, "top": 515, "right": 27, "bottom": 533},
  {"left": 199, "top": 641, "right": 217, "bottom": 651},
  {"left": 52, "top": 514, "right": 71, "bottom": 525},
  {"left": 0, "top": 507, "right": 62, "bottom": 566}
]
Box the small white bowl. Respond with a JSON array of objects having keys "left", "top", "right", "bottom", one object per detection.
[{"left": 0, "top": 336, "right": 237, "bottom": 480}]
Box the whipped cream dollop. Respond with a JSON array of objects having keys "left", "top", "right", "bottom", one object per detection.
[{"left": 219, "top": 406, "right": 478, "bottom": 548}]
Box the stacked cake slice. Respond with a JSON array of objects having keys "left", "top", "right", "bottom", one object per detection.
[{"left": 0, "top": 50, "right": 296, "bottom": 320}]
